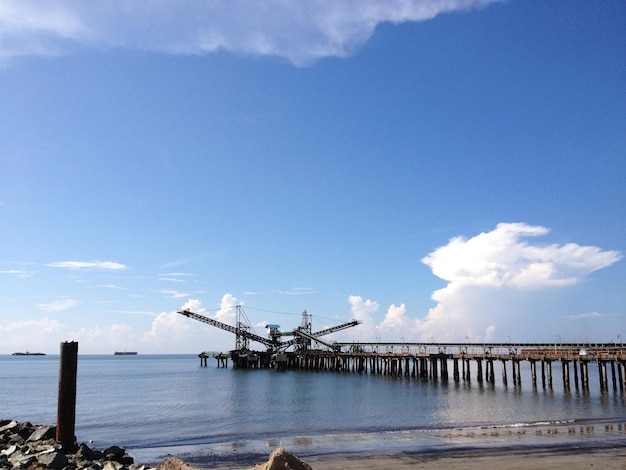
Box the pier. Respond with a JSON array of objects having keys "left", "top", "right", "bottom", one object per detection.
[
  {"left": 217, "top": 343, "right": 626, "bottom": 393},
  {"left": 179, "top": 307, "right": 625, "bottom": 393}
]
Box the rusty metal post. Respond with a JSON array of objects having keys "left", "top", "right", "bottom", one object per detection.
[{"left": 57, "top": 341, "right": 78, "bottom": 450}]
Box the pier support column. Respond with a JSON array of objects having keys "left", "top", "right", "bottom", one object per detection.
[
  {"left": 546, "top": 360, "right": 552, "bottom": 388},
  {"left": 530, "top": 361, "right": 537, "bottom": 387},
  {"left": 562, "top": 361, "right": 570, "bottom": 390},
  {"left": 610, "top": 361, "right": 617, "bottom": 391},
  {"left": 501, "top": 360, "right": 508, "bottom": 386},
  {"left": 511, "top": 359, "right": 517, "bottom": 386},
  {"left": 599, "top": 361, "right": 608, "bottom": 391},
  {"left": 438, "top": 357, "right": 444, "bottom": 380},
  {"left": 573, "top": 360, "right": 579, "bottom": 389},
  {"left": 580, "top": 361, "right": 589, "bottom": 389},
  {"left": 430, "top": 357, "right": 438, "bottom": 380},
  {"left": 476, "top": 359, "right": 483, "bottom": 382}
]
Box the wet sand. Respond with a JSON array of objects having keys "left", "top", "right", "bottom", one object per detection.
[
  {"left": 303, "top": 445, "right": 626, "bottom": 469},
  {"left": 174, "top": 421, "right": 626, "bottom": 469},
  {"left": 202, "top": 444, "right": 626, "bottom": 469}
]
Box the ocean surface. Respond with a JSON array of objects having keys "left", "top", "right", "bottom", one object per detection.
[{"left": 1, "top": 354, "right": 625, "bottom": 466}]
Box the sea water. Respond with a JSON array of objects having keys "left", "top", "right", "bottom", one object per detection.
[{"left": 1, "top": 354, "right": 624, "bottom": 465}]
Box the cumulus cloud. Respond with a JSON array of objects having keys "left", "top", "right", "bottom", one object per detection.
[
  {"left": 0, "top": 0, "right": 503, "bottom": 65},
  {"left": 422, "top": 223, "right": 621, "bottom": 290},
  {"left": 71, "top": 323, "right": 134, "bottom": 352},
  {"left": 344, "top": 223, "right": 621, "bottom": 344},
  {"left": 47, "top": 260, "right": 126, "bottom": 270},
  {"left": 214, "top": 293, "right": 240, "bottom": 323},
  {"left": 0, "top": 316, "right": 64, "bottom": 353},
  {"left": 417, "top": 223, "right": 622, "bottom": 341}
]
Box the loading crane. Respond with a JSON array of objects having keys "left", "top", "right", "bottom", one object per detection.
[{"left": 177, "top": 306, "right": 361, "bottom": 353}]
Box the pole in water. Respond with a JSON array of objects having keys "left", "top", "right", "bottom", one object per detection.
[{"left": 57, "top": 341, "right": 78, "bottom": 450}]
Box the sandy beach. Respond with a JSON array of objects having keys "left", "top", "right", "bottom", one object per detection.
[
  {"left": 174, "top": 422, "right": 626, "bottom": 470},
  {"left": 303, "top": 445, "right": 626, "bottom": 470},
  {"left": 200, "top": 444, "right": 626, "bottom": 470}
]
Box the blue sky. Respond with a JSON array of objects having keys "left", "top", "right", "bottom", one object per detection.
[{"left": 1, "top": 0, "right": 624, "bottom": 354}]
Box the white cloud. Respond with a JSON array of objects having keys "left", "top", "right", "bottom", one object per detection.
[
  {"left": 566, "top": 311, "right": 606, "bottom": 321},
  {"left": 0, "top": 0, "right": 504, "bottom": 65},
  {"left": 422, "top": 223, "right": 621, "bottom": 290},
  {"left": 47, "top": 260, "right": 126, "bottom": 270},
  {"left": 342, "top": 223, "right": 622, "bottom": 344},
  {"left": 0, "top": 269, "right": 31, "bottom": 278},
  {"left": 37, "top": 298, "right": 79, "bottom": 311},
  {"left": 0, "top": 316, "right": 64, "bottom": 353},
  {"left": 277, "top": 287, "right": 315, "bottom": 295},
  {"left": 157, "top": 289, "right": 190, "bottom": 299},
  {"left": 71, "top": 323, "right": 134, "bottom": 353},
  {"left": 214, "top": 293, "right": 240, "bottom": 323},
  {"left": 415, "top": 223, "right": 622, "bottom": 341}
]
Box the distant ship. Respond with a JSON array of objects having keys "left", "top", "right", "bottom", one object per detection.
[
  {"left": 114, "top": 351, "right": 138, "bottom": 355},
  {"left": 12, "top": 351, "right": 46, "bottom": 356}
]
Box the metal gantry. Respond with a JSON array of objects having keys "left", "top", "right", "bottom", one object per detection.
[{"left": 177, "top": 307, "right": 361, "bottom": 353}]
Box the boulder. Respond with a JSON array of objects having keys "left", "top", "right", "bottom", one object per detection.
[
  {"left": 37, "top": 449, "right": 70, "bottom": 469},
  {"left": 0, "top": 420, "right": 18, "bottom": 434},
  {"left": 76, "top": 441, "right": 97, "bottom": 462},
  {"left": 28, "top": 425, "right": 56, "bottom": 442},
  {"left": 104, "top": 445, "right": 126, "bottom": 462}
]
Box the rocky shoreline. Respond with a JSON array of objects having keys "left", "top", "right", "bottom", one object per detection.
[{"left": 0, "top": 420, "right": 154, "bottom": 470}]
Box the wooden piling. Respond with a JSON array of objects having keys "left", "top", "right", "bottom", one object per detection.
[
  {"left": 57, "top": 341, "right": 78, "bottom": 451},
  {"left": 562, "top": 360, "right": 570, "bottom": 390}
]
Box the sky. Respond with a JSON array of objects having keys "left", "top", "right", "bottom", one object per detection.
[{"left": 1, "top": 0, "right": 624, "bottom": 354}]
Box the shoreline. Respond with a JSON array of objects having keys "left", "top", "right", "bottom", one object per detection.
[
  {"left": 3, "top": 419, "right": 625, "bottom": 469},
  {"left": 166, "top": 441, "right": 626, "bottom": 469},
  {"left": 130, "top": 420, "right": 626, "bottom": 469}
]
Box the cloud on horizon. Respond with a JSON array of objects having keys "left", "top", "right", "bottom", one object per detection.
[
  {"left": 2, "top": 223, "right": 621, "bottom": 353},
  {"left": 0, "top": 0, "right": 503, "bottom": 66}
]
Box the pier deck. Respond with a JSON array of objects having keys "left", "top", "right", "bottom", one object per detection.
[{"left": 201, "top": 343, "right": 626, "bottom": 393}]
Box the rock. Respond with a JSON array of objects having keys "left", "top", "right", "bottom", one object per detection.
[
  {"left": 103, "top": 461, "right": 125, "bottom": 470},
  {"left": 15, "top": 421, "right": 35, "bottom": 439},
  {"left": 8, "top": 432, "right": 25, "bottom": 445},
  {"left": 37, "top": 449, "right": 70, "bottom": 469},
  {"left": 104, "top": 445, "right": 127, "bottom": 462},
  {"left": 0, "top": 420, "right": 18, "bottom": 434},
  {"left": 1, "top": 419, "right": 156, "bottom": 470},
  {"left": 156, "top": 456, "right": 198, "bottom": 470},
  {"left": 1, "top": 444, "right": 17, "bottom": 456},
  {"left": 76, "top": 442, "right": 97, "bottom": 462},
  {"left": 28, "top": 425, "right": 57, "bottom": 442},
  {"left": 252, "top": 448, "right": 313, "bottom": 470}
]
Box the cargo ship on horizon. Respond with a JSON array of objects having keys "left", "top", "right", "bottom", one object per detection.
[{"left": 114, "top": 351, "right": 138, "bottom": 355}]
